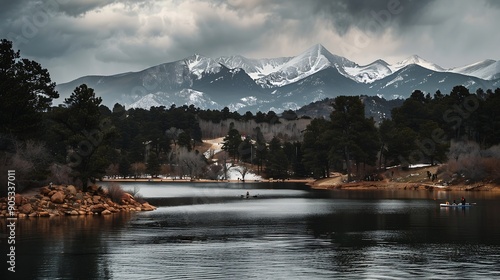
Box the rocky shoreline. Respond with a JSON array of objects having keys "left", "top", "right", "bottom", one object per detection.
[{"left": 0, "top": 184, "right": 156, "bottom": 218}]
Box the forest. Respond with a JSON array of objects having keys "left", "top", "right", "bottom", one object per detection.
[{"left": 1, "top": 38, "right": 500, "bottom": 196}]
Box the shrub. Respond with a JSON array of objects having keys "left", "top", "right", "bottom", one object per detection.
[{"left": 107, "top": 182, "right": 125, "bottom": 204}]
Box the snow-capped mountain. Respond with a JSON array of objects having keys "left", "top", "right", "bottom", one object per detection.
[
  {"left": 215, "top": 55, "right": 292, "bottom": 80},
  {"left": 55, "top": 44, "right": 500, "bottom": 113},
  {"left": 129, "top": 89, "right": 220, "bottom": 110},
  {"left": 344, "top": 59, "right": 392, "bottom": 83},
  {"left": 389, "top": 55, "right": 445, "bottom": 73},
  {"left": 256, "top": 44, "right": 357, "bottom": 87},
  {"left": 184, "top": 54, "right": 221, "bottom": 79},
  {"left": 448, "top": 59, "right": 500, "bottom": 80}
]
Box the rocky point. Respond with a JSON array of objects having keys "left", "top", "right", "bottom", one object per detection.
[{"left": 0, "top": 184, "right": 156, "bottom": 218}]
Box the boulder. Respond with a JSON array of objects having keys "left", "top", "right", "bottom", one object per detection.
[
  {"left": 75, "top": 193, "right": 84, "bottom": 201},
  {"left": 121, "top": 193, "right": 134, "bottom": 204},
  {"left": 15, "top": 194, "right": 23, "bottom": 206},
  {"left": 40, "top": 186, "right": 51, "bottom": 195},
  {"left": 101, "top": 209, "right": 112, "bottom": 215},
  {"left": 92, "top": 195, "right": 101, "bottom": 204},
  {"left": 38, "top": 211, "right": 50, "bottom": 217},
  {"left": 51, "top": 191, "right": 65, "bottom": 204},
  {"left": 66, "top": 185, "right": 77, "bottom": 195},
  {"left": 90, "top": 204, "right": 106, "bottom": 214},
  {"left": 141, "top": 202, "right": 156, "bottom": 211},
  {"left": 70, "top": 210, "right": 79, "bottom": 215},
  {"left": 18, "top": 203, "right": 33, "bottom": 214}
]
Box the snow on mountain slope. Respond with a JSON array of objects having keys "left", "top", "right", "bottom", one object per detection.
[
  {"left": 449, "top": 59, "right": 500, "bottom": 80},
  {"left": 184, "top": 54, "right": 221, "bottom": 79},
  {"left": 389, "top": 55, "right": 445, "bottom": 72},
  {"left": 129, "top": 89, "right": 220, "bottom": 109},
  {"left": 215, "top": 55, "right": 292, "bottom": 80},
  {"left": 256, "top": 44, "right": 357, "bottom": 87},
  {"left": 344, "top": 59, "right": 392, "bottom": 83}
]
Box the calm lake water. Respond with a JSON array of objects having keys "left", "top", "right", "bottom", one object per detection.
[{"left": 3, "top": 182, "right": 500, "bottom": 279}]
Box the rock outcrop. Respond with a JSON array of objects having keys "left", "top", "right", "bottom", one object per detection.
[{"left": 0, "top": 184, "right": 157, "bottom": 218}]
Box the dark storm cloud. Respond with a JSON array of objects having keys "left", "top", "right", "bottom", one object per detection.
[
  {"left": 0, "top": 0, "right": 498, "bottom": 83},
  {"left": 315, "top": 0, "right": 437, "bottom": 34},
  {"left": 485, "top": 0, "right": 500, "bottom": 8}
]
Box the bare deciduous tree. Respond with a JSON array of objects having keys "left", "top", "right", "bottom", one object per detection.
[
  {"left": 232, "top": 165, "right": 249, "bottom": 181},
  {"left": 131, "top": 162, "right": 147, "bottom": 178},
  {"left": 48, "top": 163, "right": 73, "bottom": 185},
  {"left": 177, "top": 148, "right": 206, "bottom": 180}
]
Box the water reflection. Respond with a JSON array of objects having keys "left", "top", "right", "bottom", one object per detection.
[
  {"left": 7, "top": 214, "right": 132, "bottom": 280},
  {"left": 5, "top": 183, "right": 500, "bottom": 279}
]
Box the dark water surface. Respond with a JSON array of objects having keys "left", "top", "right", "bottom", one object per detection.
[{"left": 3, "top": 182, "right": 500, "bottom": 279}]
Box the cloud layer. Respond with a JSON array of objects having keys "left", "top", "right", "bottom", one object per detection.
[{"left": 1, "top": 0, "right": 498, "bottom": 83}]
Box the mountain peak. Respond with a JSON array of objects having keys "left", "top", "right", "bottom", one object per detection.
[
  {"left": 302, "top": 43, "right": 334, "bottom": 58},
  {"left": 391, "top": 55, "right": 444, "bottom": 72}
]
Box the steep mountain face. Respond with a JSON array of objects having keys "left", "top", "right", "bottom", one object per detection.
[
  {"left": 55, "top": 44, "right": 500, "bottom": 113},
  {"left": 449, "top": 59, "right": 500, "bottom": 80},
  {"left": 215, "top": 55, "right": 292, "bottom": 80},
  {"left": 184, "top": 54, "right": 221, "bottom": 79},
  {"left": 344, "top": 59, "right": 392, "bottom": 83},
  {"left": 256, "top": 44, "right": 357, "bottom": 88}
]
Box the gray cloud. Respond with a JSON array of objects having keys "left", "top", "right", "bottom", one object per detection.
[
  {"left": 0, "top": 0, "right": 498, "bottom": 83},
  {"left": 310, "top": 0, "right": 437, "bottom": 35}
]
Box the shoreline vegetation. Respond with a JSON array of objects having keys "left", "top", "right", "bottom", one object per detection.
[
  {"left": 0, "top": 184, "right": 156, "bottom": 218},
  {"left": 306, "top": 166, "right": 500, "bottom": 192}
]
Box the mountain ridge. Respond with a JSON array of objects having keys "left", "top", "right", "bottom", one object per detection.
[{"left": 55, "top": 44, "right": 500, "bottom": 113}]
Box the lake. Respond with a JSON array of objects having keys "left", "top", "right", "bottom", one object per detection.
[{"left": 4, "top": 182, "right": 500, "bottom": 279}]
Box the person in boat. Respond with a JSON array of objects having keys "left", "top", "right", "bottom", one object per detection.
[
  {"left": 453, "top": 199, "right": 456, "bottom": 205},
  {"left": 246, "top": 191, "right": 250, "bottom": 198},
  {"left": 461, "top": 196, "right": 466, "bottom": 205}
]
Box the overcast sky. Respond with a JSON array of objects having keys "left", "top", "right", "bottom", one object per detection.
[{"left": 1, "top": 0, "right": 499, "bottom": 83}]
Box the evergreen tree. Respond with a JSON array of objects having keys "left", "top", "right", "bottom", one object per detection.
[
  {"left": 51, "top": 84, "right": 116, "bottom": 191},
  {"left": 0, "top": 39, "right": 59, "bottom": 140},
  {"left": 266, "top": 137, "right": 289, "bottom": 179},
  {"left": 147, "top": 152, "right": 160, "bottom": 177},
  {"left": 222, "top": 123, "right": 242, "bottom": 161},
  {"left": 329, "top": 96, "right": 378, "bottom": 181},
  {"left": 302, "top": 118, "right": 332, "bottom": 178}
]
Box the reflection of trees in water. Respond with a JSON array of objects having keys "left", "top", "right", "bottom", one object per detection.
[
  {"left": 14, "top": 214, "right": 132, "bottom": 279},
  {"left": 305, "top": 211, "right": 412, "bottom": 272}
]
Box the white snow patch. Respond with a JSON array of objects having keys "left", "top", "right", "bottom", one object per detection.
[{"left": 223, "top": 164, "right": 263, "bottom": 181}]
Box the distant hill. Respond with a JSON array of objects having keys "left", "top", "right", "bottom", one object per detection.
[{"left": 295, "top": 95, "right": 404, "bottom": 124}]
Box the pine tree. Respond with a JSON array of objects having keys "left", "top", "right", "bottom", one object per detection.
[
  {"left": 0, "top": 39, "right": 59, "bottom": 140},
  {"left": 51, "top": 84, "right": 116, "bottom": 191}
]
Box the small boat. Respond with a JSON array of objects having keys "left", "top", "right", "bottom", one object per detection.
[
  {"left": 440, "top": 203, "right": 475, "bottom": 207},
  {"left": 240, "top": 194, "right": 259, "bottom": 199}
]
